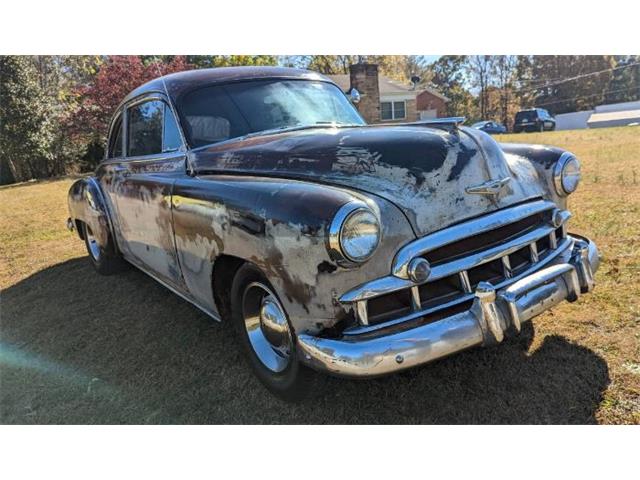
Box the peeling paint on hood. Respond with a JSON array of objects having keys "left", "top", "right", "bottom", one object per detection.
[{"left": 190, "top": 125, "right": 545, "bottom": 236}]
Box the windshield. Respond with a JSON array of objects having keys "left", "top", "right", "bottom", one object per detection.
[
  {"left": 178, "top": 79, "right": 365, "bottom": 147},
  {"left": 472, "top": 122, "right": 487, "bottom": 128}
]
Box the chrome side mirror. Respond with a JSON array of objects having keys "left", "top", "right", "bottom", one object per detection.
[{"left": 349, "top": 88, "right": 361, "bottom": 104}]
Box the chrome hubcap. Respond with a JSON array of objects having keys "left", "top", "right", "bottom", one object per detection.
[
  {"left": 86, "top": 226, "right": 101, "bottom": 261},
  {"left": 242, "top": 282, "right": 292, "bottom": 373}
]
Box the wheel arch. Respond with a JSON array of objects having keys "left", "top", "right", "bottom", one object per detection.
[
  {"left": 211, "top": 254, "right": 246, "bottom": 320},
  {"left": 172, "top": 175, "right": 380, "bottom": 334},
  {"left": 67, "top": 176, "right": 117, "bottom": 252}
]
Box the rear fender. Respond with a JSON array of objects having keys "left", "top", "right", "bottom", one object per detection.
[{"left": 67, "top": 177, "right": 115, "bottom": 249}]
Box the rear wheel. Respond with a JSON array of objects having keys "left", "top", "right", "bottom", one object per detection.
[
  {"left": 229, "top": 263, "right": 322, "bottom": 401},
  {"left": 82, "top": 223, "right": 127, "bottom": 275}
]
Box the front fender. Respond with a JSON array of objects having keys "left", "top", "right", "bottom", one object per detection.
[
  {"left": 67, "top": 176, "right": 114, "bottom": 249},
  {"left": 171, "top": 175, "right": 415, "bottom": 334},
  {"left": 499, "top": 143, "right": 573, "bottom": 208}
]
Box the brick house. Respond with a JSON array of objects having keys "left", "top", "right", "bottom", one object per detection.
[{"left": 327, "top": 64, "right": 449, "bottom": 124}]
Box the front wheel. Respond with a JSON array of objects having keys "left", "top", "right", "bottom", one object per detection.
[
  {"left": 229, "top": 263, "right": 322, "bottom": 401},
  {"left": 82, "top": 222, "right": 127, "bottom": 275}
]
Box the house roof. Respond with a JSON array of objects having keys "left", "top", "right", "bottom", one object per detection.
[{"left": 326, "top": 74, "right": 449, "bottom": 101}]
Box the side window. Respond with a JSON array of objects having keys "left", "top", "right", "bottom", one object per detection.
[
  {"left": 380, "top": 102, "right": 393, "bottom": 121},
  {"left": 108, "top": 114, "right": 123, "bottom": 158},
  {"left": 128, "top": 100, "right": 164, "bottom": 157},
  {"left": 163, "top": 104, "right": 182, "bottom": 152},
  {"left": 393, "top": 101, "right": 406, "bottom": 119}
]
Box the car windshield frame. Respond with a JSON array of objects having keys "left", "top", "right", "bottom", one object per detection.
[{"left": 175, "top": 79, "right": 366, "bottom": 149}]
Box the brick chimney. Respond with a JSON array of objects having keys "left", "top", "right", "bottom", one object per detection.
[{"left": 349, "top": 63, "right": 380, "bottom": 123}]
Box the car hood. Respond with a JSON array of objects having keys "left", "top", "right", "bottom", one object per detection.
[{"left": 190, "top": 125, "right": 545, "bottom": 236}]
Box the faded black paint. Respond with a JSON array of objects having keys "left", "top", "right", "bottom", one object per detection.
[
  {"left": 191, "top": 126, "right": 451, "bottom": 176},
  {"left": 67, "top": 67, "right": 574, "bottom": 336},
  {"left": 447, "top": 142, "right": 477, "bottom": 181},
  {"left": 499, "top": 143, "right": 566, "bottom": 169}
]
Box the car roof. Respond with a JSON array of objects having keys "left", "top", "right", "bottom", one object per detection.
[{"left": 122, "top": 66, "right": 334, "bottom": 104}]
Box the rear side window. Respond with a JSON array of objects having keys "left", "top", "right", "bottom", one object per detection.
[
  {"left": 108, "top": 114, "right": 123, "bottom": 158},
  {"left": 163, "top": 104, "right": 182, "bottom": 152},
  {"left": 127, "top": 100, "right": 183, "bottom": 157},
  {"left": 128, "top": 100, "right": 164, "bottom": 157}
]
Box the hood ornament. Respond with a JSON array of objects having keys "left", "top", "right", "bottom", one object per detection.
[{"left": 466, "top": 177, "right": 511, "bottom": 197}]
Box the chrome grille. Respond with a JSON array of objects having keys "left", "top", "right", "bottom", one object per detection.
[{"left": 340, "top": 200, "right": 572, "bottom": 332}]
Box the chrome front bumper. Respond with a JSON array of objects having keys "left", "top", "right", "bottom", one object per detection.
[{"left": 297, "top": 235, "right": 599, "bottom": 378}]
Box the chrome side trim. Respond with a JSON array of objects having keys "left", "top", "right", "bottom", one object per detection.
[{"left": 392, "top": 200, "right": 555, "bottom": 278}]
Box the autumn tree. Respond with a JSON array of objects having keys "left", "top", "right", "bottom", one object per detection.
[
  {"left": 187, "top": 55, "right": 277, "bottom": 69},
  {"left": 493, "top": 55, "right": 518, "bottom": 128},
  {"left": 467, "top": 56, "right": 495, "bottom": 119},
  {"left": 281, "top": 55, "right": 432, "bottom": 84},
  {"left": 605, "top": 55, "right": 640, "bottom": 104},
  {"left": 0, "top": 56, "right": 56, "bottom": 183},
  {"left": 72, "top": 55, "right": 193, "bottom": 169},
  {"left": 525, "top": 56, "right": 616, "bottom": 113},
  {"left": 428, "top": 55, "right": 477, "bottom": 119}
]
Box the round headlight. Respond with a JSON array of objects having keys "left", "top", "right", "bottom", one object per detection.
[
  {"left": 328, "top": 203, "right": 381, "bottom": 265},
  {"left": 554, "top": 153, "right": 581, "bottom": 196}
]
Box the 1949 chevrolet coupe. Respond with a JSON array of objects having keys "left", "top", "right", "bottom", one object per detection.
[{"left": 67, "top": 67, "right": 599, "bottom": 400}]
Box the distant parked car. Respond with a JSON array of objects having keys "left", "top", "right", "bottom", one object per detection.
[
  {"left": 472, "top": 120, "right": 507, "bottom": 134},
  {"left": 514, "top": 108, "right": 556, "bottom": 133}
]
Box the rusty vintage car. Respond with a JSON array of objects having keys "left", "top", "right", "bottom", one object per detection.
[{"left": 67, "top": 67, "right": 599, "bottom": 400}]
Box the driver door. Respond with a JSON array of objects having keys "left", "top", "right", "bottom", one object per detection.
[{"left": 110, "top": 96, "right": 187, "bottom": 287}]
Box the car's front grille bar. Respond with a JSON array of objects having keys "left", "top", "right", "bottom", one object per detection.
[
  {"left": 341, "top": 201, "right": 572, "bottom": 329},
  {"left": 392, "top": 200, "right": 556, "bottom": 279},
  {"left": 426, "top": 222, "right": 557, "bottom": 283},
  {"left": 344, "top": 235, "right": 574, "bottom": 336}
]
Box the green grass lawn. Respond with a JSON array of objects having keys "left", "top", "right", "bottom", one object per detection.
[{"left": 1, "top": 126, "right": 639, "bottom": 424}]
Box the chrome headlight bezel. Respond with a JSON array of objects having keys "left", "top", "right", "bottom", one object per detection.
[
  {"left": 327, "top": 202, "right": 381, "bottom": 266},
  {"left": 553, "top": 152, "right": 581, "bottom": 196}
]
